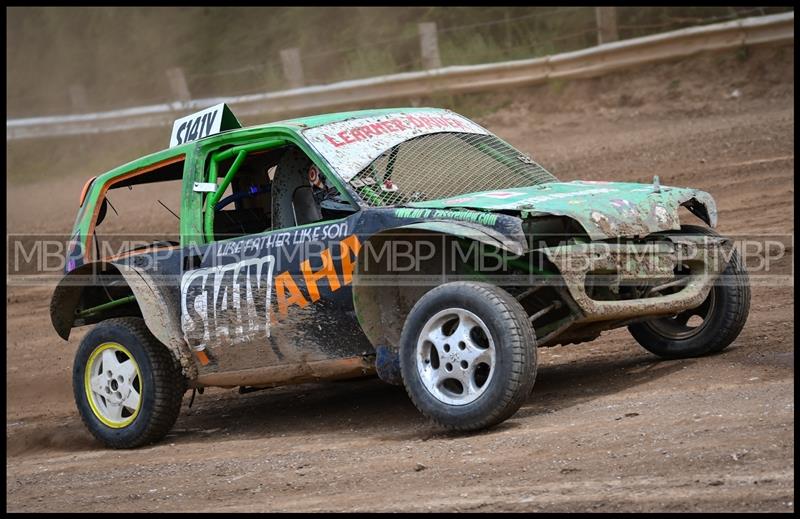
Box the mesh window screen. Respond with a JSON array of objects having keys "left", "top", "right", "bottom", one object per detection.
[{"left": 348, "top": 132, "right": 558, "bottom": 207}]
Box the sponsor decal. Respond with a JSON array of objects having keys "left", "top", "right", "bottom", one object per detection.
[
  {"left": 180, "top": 232, "right": 363, "bottom": 357},
  {"left": 214, "top": 221, "right": 351, "bottom": 257},
  {"left": 319, "top": 114, "right": 475, "bottom": 148},
  {"left": 273, "top": 234, "right": 361, "bottom": 318},
  {"left": 481, "top": 191, "right": 521, "bottom": 199},
  {"left": 394, "top": 208, "right": 499, "bottom": 227},
  {"left": 181, "top": 255, "right": 276, "bottom": 352},
  {"left": 302, "top": 109, "right": 489, "bottom": 182}
]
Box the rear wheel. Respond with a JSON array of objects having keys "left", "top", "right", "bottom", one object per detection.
[
  {"left": 399, "top": 282, "right": 537, "bottom": 431},
  {"left": 628, "top": 225, "right": 751, "bottom": 359},
  {"left": 73, "top": 317, "right": 185, "bottom": 448}
]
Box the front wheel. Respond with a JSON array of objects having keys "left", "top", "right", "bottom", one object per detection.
[
  {"left": 73, "top": 317, "right": 185, "bottom": 448},
  {"left": 399, "top": 282, "right": 537, "bottom": 431},
  {"left": 628, "top": 225, "right": 751, "bottom": 359}
]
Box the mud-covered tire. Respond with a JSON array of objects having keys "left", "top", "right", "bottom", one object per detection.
[
  {"left": 628, "top": 225, "right": 751, "bottom": 359},
  {"left": 73, "top": 317, "right": 185, "bottom": 448},
  {"left": 399, "top": 282, "right": 537, "bottom": 431}
]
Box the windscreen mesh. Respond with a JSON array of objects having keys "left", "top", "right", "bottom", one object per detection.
[{"left": 348, "top": 132, "right": 558, "bottom": 207}]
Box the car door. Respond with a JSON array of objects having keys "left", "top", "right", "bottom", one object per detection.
[{"left": 179, "top": 136, "right": 372, "bottom": 376}]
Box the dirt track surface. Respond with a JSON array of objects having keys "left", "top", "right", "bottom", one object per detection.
[{"left": 6, "top": 45, "right": 794, "bottom": 512}]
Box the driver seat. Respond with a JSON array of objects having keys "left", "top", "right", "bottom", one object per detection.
[{"left": 271, "top": 148, "right": 323, "bottom": 230}]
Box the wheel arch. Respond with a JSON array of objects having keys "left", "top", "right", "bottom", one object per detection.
[
  {"left": 351, "top": 222, "right": 526, "bottom": 352},
  {"left": 50, "top": 261, "right": 197, "bottom": 379}
]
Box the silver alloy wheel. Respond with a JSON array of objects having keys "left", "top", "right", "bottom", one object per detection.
[{"left": 415, "top": 308, "right": 496, "bottom": 406}]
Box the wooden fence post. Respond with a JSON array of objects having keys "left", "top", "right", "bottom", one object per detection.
[
  {"left": 166, "top": 67, "right": 192, "bottom": 103},
  {"left": 418, "top": 22, "right": 442, "bottom": 69},
  {"left": 280, "top": 48, "right": 305, "bottom": 89},
  {"left": 69, "top": 84, "right": 89, "bottom": 113},
  {"left": 596, "top": 7, "right": 619, "bottom": 45}
]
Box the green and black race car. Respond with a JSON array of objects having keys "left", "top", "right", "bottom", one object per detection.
[{"left": 52, "top": 104, "right": 750, "bottom": 448}]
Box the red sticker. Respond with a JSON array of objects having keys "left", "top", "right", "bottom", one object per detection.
[{"left": 382, "top": 179, "right": 398, "bottom": 192}]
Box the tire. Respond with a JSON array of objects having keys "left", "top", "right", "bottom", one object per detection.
[
  {"left": 73, "top": 317, "right": 185, "bottom": 448},
  {"left": 628, "top": 225, "right": 751, "bottom": 359},
  {"left": 398, "top": 282, "right": 537, "bottom": 431}
]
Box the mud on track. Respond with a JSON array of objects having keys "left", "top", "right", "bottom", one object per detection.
[{"left": 6, "top": 45, "right": 794, "bottom": 512}]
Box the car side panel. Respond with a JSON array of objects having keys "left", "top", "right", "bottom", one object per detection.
[{"left": 179, "top": 212, "right": 373, "bottom": 376}]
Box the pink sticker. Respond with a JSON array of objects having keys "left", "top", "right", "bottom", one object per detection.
[{"left": 482, "top": 191, "right": 520, "bottom": 199}]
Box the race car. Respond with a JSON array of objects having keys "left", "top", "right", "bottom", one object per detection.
[{"left": 51, "top": 104, "right": 750, "bottom": 448}]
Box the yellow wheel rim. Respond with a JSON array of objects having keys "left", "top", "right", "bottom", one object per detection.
[{"left": 84, "top": 342, "right": 143, "bottom": 428}]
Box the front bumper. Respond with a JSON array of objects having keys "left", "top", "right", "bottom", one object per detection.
[{"left": 543, "top": 234, "right": 733, "bottom": 323}]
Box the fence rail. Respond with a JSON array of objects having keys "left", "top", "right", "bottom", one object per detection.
[{"left": 6, "top": 12, "right": 793, "bottom": 141}]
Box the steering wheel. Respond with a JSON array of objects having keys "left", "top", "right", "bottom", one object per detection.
[{"left": 214, "top": 184, "right": 270, "bottom": 211}]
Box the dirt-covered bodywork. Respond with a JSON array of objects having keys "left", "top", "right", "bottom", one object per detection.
[
  {"left": 52, "top": 105, "right": 747, "bottom": 446},
  {"left": 52, "top": 106, "right": 727, "bottom": 386}
]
